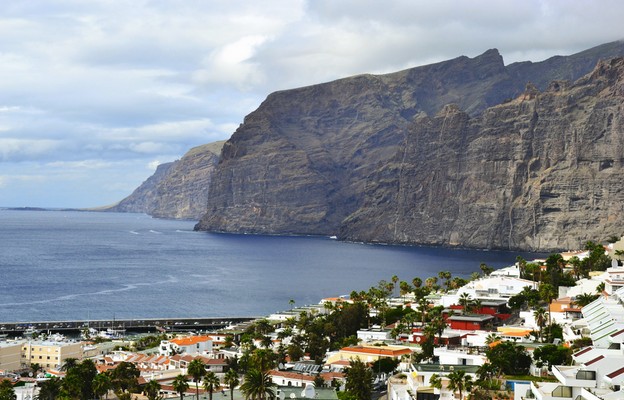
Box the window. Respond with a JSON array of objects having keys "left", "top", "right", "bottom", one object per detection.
[
  {"left": 551, "top": 386, "right": 572, "bottom": 398},
  {"left": 575, "top": 370, "right": 596, "bottom": 380}
]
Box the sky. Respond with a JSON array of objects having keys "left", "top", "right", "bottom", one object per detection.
[{"left": 1, "top": 0, "right": 623, "bottom": 208}]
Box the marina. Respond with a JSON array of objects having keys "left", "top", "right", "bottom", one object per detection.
[{"left": 0, "top": 316, "right": 257, "bottom": 337}]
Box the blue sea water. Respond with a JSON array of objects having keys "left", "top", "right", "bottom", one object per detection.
[{"left": 0, "top": 210, "right": 544, "bottom": 322}]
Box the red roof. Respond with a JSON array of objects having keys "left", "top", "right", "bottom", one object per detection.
[
  {"left": 340, "top": 346, "right": 412, "bottom": 357},
  {"left": 607, "top": 366, "right": 624, "bottom": 379},
  {"left": 573, "top": 347, "right": 593, "bottom": 357},
  {"left": 585, "top": 355, "right": 605, "bottom": 365},
  {"left": 611, "top": 329, "right": 624, "bottom": 338}
]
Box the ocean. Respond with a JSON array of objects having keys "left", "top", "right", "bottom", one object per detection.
[{"left": 0, "top": 210, "right": 544, "bottom": 322}]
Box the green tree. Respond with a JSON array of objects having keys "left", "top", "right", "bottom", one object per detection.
[
  {"left": 240, "top": 369, "right": 275, "bottom": 400},
  {"left": 574, "top": 293, "right": 599, "bottom": 307},
  {"left": 370, "top": 358, "right": 399, "bottom": 375},
  {"left": 93, "top": 372, "right": 112, "bottom": 400},
  {"left": 144, "top": 380, "right": 162, "bottom": 400},
  {"left": 203, "top": 371, "right": 220, "bottom": 400},
  {"left": 399, "top": 281, "right": 412, "bottom": 301},
  {"left": 533, "top": 307, "right": 548, "bottom": 342},
  {"left": 485, "top": 341, "right": 531, "bottom": 375},
  {"left": 60, "top": 357, "right": 78, "bottom": 372},
  {"left": 533, "top": 344, "right": 572, "bottom": 371},
  {"left": 0, "top": 380, "right": 16, "bottom": 400},
  {"left": 224, "top": 369, "right": 240, "bottom": 400},
  {"left": 172, "top": 374, "right": 190, "bottom": 400},
  {"left": 447, "top": 370, "right": 473, "bottom": 400},
  {"left": 344, "top": 359, "right": 373, "bottom": 400},
  {"left": 110, "top": 361, "right": 140, "bottom": 396},
  {"left": 479, "top": 263, "right": 494, "bottom": 276},
  {"left": 35, "top": 376, "right": 62, "bottom": 400},
  {"left": 475, "top": 362, "right": 501, "bottom": 390},
  {"left": 30, "top": 363, "right": 42, "bottom": 378},
  {"left": 187, "top": 359, "right": 206, "bottom": 400},
  {"left": 458, "top": 293, "right": 473, "bottom": 313},
  {"left": 428, "top": 373, "right": 442, "bottom": 390}
]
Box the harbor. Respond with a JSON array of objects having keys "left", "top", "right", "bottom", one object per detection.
[{"left": 0, "top": 316, "right": 257, "bottom": 337}]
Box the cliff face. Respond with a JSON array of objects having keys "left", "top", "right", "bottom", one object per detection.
[
  {"left": 341, "top": 59, "right": 624, "bottom": 250},
  {"left": 108, "top": 141, "right": 224, "bottom": 219},
  {"left": 195, "top": 43, "right": 624, "bottom": 251}
]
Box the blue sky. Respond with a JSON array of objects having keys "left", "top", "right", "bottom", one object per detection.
[{"left": 1, "top": 0, "right": 623, "bottom": 209}]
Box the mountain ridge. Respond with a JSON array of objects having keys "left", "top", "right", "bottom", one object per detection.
[{"left": 112, "top": 40, "right": 624, "bottom": 251}]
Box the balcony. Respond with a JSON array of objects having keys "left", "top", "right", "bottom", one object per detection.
[
  {"left": 530, "top": 381, "right": 574, "bottom": 400},
  {"left": 551, "top": 366, "right": 596, "bottom": 388}
]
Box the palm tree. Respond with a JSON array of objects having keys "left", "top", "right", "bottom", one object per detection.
[
  {"left": 187, "top": 359, "right": 206, "bottom": 400},
  {"left": 144, "top": 380, "right": 162, "bottom": 400},
  {"left": 60, "top": 357, "right": 78, "bottom": 372},
  {"left": 399, "top": 281, "right": 412, "bottom": 302},
  {"left": 574, "top": 293, "right": 599, "bottom": 307},
  {"left": 533, "top": 308, "right": 547, "bottom": 342},
  {"left": 484, "top": 333, "right": 500, "bottom": 346},
  {"left": 203, "top": 371, "right": 220, "bottom": 400},
  {"left": 93, "top": 372, "right": 112, "bottom": 400},
  {"left": 458, "top": 293, "right": 473, "bottom": 313},
  {"left": 240, "top": 368, "right": 275, "bottom": 400},
  {"left": 172, "top": 374, "right": 190, "bottom": 400},
  {"left": 0, "top": 379, "right": 16, "bottom": 400},
  {"left": 224, "top": 369, "right": 240, "bottom": 400},
  {"left": 447, "top": 370, "right": 473, "bottom": 400},
  {"left": 30, "top": 362, "right": 42, "bottom": 378},
  {"left": 35, "top": 376, "right": 62, "bottom": 400}
]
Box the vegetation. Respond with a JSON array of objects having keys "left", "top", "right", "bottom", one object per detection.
[
  {"left": 0, "top": 380, "right": 16, "bottom": 400},
  {"left": 187, "top": 358, "right": 206, "bottom": 400},
  {"left": 485, "top": 342, "right": 532, "bottom": 376},
  {"left": 240, "top": 369, "right": 275, "bottom": 400},
  {"left": 344, "top": 359, "right": 373, "bottom": 400}
]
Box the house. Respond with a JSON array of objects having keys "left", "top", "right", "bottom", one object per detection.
[
  {"left": 159, "top": 335, "right": 212, "bottom": 356},
  {"left": 389, "top": 364, "right": 479, "bottom": 400},
  {"left": 581, "top": 295, "right": 624, "bottom": 348},
  {"left": 0, "top": 341, "right": 23, "bottom": 372},
  {"left": 447, "top": 314, "right": 494, "bottom": 331},
  {"left": 326, "top": 345, "right": 413, "bottom": 365},
  {"left": 21, "top": 339, "right": 84, "bottom": 370},
  {"left": 357, "top": 327, "right": 392, "bottom": 342}
]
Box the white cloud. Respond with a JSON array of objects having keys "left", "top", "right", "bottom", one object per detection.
[
  {"left": 1, "top": 0, "right": 623, "bottom": 207},
  {"left": 0, "top": 139, "right": 62, "bottom": 162}
]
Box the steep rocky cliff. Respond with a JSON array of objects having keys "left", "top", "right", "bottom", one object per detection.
[
  {"left": 341, "top": 59, "right": 624, "bottom": 250},
  {"left": 108, "top": 141, "right": 224, "bottom": 219},
  {"left": 195, "top": 42, "right": 624, "bottom": 251}
]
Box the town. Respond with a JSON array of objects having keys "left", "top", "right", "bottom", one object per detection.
[{"left": 2, "top": 237, "right": 624, "bottom": 400}]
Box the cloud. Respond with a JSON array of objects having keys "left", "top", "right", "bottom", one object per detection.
[
  {"left": 1, "top": 0, "right": 624, "bottom": 207},
  {"left": 0, "top": 139, "right": 63, "bottom": 162}
]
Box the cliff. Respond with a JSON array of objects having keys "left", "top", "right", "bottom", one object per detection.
[
  {"left": 107, "top": 141, "right": 224, "bottom": 219},
  {"left": 195, "top": 42, "right": 624, "bottom": 251},
  {"left": 341, "top": 59, "right": 624, "bottom": 250}
]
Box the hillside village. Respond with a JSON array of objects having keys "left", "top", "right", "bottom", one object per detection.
[{"left": 3, "top": 238, "right": 624, "bottom": 400}]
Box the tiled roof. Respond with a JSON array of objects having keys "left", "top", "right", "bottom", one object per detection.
[
  {"left": 269, "top": 370, "right": 315, "bottom": 381},
  {"left": 585, "top": 355, "right": 605, "bottom": 365},
  {"left": 610, "top": 328, "right": 624, "bottom": 337},
  {"left": 170, "top": 335, "right": 213, "bottom": 346},
  {"left": 340, "top": 346, "right": 412, "bottom": 357},
  {"left": 607, "top": 366, "right": 624, "bottom": 379},
  {"left": 573, "top": 347, "right": 593, "bottom": 357}
]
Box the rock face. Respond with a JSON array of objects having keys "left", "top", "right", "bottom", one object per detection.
[
  {"left": 195, "top": 41, "right": 624, "bottom": 251},
  {"left": 342, "top": 59, "right": 624, "bottom": 250},
  {"left": 108, "top": 141, "right": 224, "bottom": 219}
]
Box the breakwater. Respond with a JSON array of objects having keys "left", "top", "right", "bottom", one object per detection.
[{"left": 0, "top": 317, "right": 257, "bottom": 336}]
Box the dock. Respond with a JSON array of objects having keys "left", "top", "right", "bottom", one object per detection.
[{"left": 0, "top": 316, "right": 258, "bottom": 336}]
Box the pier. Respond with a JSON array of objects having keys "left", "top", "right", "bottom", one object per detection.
[{"left": 0, "top": 316, "right": 258, "bottom": 336}]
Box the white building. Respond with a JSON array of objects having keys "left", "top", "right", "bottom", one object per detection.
[{"left": 159, "top": 335, "right": 213, "bottom": 356}]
